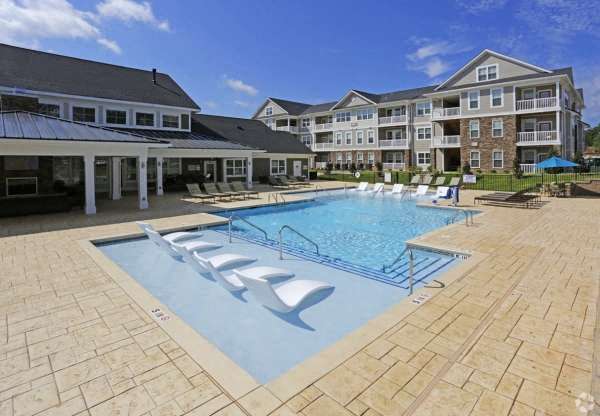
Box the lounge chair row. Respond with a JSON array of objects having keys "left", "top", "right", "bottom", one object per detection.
[
  {"left": 136, "top": 222, "right": 332, "bottom": 313},
  {"left": 474, "top": 189, "right": 540, "bottom": 208},
  {"left": 268, "top": 175, "right": 311, "bottom": 188},
  {"left": 409, "top": 175, "right": 461, "bottom": 187},
  {"left": 186, "top": 182, "right": 259, "bottom": 203},
  {"left": 351, "top": 182, "right": 430, "bottom": 197}
]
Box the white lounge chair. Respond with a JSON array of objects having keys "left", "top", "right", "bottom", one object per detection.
[
  {"left": 171, "top": 244, "right": 256, "bottom": 275},
  {"left": 350, "top": 182, "right": 368, "bottom": 192},
  {"left": 146, "top": 230, "right": 221, "bottom": 258},
  {"left": 388, "top": 184, "right": 404, "bottom": 195},
  {"left": 414, "top": 185, "right": 429, "bottom": 197},
  {"left": 136, "top": 221, "right": 203, "bottom": 244},
  {"left": 195, "top": 256, "right": 294, "bottom": 292},
  {"left": 435, "top": 186, "right": 450, "bottom": 199},
  {"left": 368, "top": 183, "right": 384, "bottom": 194},
  {"left": 236, "top": 273, "right": 333, "bottom": 313}
]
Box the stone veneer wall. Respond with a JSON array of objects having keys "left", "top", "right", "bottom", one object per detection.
[{"left": 460, "top": 115, "right": 517, "bottom": 171}]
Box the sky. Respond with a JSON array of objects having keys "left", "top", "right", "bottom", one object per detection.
[{"left": 1, "top": 0, "right": 599, "bottom": 124}]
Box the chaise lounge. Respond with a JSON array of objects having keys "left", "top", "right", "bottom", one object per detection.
[
  {"left": 474, "top": 189, "right": 540, "bottom": 208},
  {"left": 185, "top": 184, "right": 217, "bottom": 204}
]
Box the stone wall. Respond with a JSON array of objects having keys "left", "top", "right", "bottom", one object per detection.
[{"left": 460, "top": 115, "right": 517, "bottom": 171}]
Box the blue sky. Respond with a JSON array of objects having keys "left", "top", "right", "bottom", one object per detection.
[{"left": 1, "top": 0, "right": 599, "bottom": 124}]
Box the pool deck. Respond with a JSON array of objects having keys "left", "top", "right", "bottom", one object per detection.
[{"left": 0, "top": 181, "right": 598, "bottom": 416}]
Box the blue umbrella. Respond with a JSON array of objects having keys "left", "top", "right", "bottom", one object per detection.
[{"left": 535, "top": 156, "right": 579, "bottom": 169}]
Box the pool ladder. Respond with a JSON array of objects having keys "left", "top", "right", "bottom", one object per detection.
[
  {"left": 228, "top": 215, "right": 269, "bottom": 243},
  {"left": 382, "top": 247, "right": 415, "bottom": 294},
  {"left": 267, "top": 193, "right": 287, "bottom": 206},
  {"left": 278, "top": 225, "right": 320, "bottom": 260},
  {"left": 446, "top": 209, "right": 474, "bottom": 227}
]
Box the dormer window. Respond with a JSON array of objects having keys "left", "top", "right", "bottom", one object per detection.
[
  {"left": 265, "top": 106, "right": 273, "bottom": 116},
  {"left": 477, "top": 64, "right": 498, "bottom": 82},
  {"left": 162, "top": 114, "right": 179, "bottom": 128}
]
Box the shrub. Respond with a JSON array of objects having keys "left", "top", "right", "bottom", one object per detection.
[
  {"left": 462, "top": 163, "right": 472, "bottom": 174},
  {"left": 512, "top": 158, "right": 523, "bottom": 179}
]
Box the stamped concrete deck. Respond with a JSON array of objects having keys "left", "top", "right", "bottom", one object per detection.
[{"left": 0, "top": 183, "right": 598, "bottom": 416}]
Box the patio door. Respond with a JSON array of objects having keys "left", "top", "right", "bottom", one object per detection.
[
  {"left": 204, "top": 161, "right": 217, "bottom": 183},
  {"left": 121, "top": 157, "right": 138, "bottom": 191},
  {"left": 293, "top": 160, "right": 302, "bottom": 177},
  {"left": 94, "top": 157, "right": 110, "bottom": 195}
]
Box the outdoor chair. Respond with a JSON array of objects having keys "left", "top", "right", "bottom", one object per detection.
[
  {"left": 433, "top": 176, "right": 446, "bottom": 186},
  {"left": 202, "top": 183, "right": 233, "bottom": 201},
  {"left": 185, "top": 183, "right": 217, "bottom": 204},
  {"left": 217, "top": 182, "right": 246, "bottom": 199},
  {"left": 231, "top": 181, "right": 259, "bottom": 198}
]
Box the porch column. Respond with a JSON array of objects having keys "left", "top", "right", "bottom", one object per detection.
[
  {"left": 156, "top": 156, "right": 164, "bottom": 196},
  {"left": 222, "top": 159, "right": 228, "bottom": 183},
  {"left": 84, "top": 154, "right": 96, "bottom": 215},
  {"left": 111, "top": 157, "right": 121, "bottom": 200},
  {"left": 138, "top": 155, "right": 149, "bottom": 209},
  {"left": 246, "top": 157, "right": 253, "bottom": 188},
  {"left": 556, "top": 110, "right": 560, "bottom": 141}
]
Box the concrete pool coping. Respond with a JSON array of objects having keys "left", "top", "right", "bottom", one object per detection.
[{"left": 79, "top": 207, "right": 489, "bottom": 404}]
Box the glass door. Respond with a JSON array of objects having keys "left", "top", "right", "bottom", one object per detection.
[
  {"left": 204, "top": 161, "right": 217, "bottom": 183},
  {"left": 121, "top": 158, "right": 138, "bottom": 192},
  {"left": 95, "top": 157, "right": 110, "bottom": 194}
]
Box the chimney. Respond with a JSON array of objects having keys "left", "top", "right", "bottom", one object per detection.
[{"left": 152, "top": 68, "right": 157, "bottom": 85}]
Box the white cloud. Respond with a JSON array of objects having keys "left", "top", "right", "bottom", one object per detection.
[
  {"left": 234, "top": 100, "right": 251, "bottom": 108},
  {"left": 423, "top": 58, "right": 451, "bottom": 78},
  {"left": 97, "top": 37, "right": 121, "bottom": 54},
  {"left": 581, "top": 74, "right": 600, "bottom": 126},
  {"left": 224, "top": 77, "right": 258, "bottom": 96},
  {"left": 96, "top": 0, "right": 169, "bottom": 31},
  {"left": 457, "top": 0, "right": 508, "bottom": 14},
  {"left": 406, "top": 40, "right": 471, "bottom": 78},
  {"left": 203, "top": 100, "right": 218, "bottom": 109}
]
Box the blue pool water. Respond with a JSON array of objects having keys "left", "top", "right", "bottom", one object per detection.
[{"left": 98, "top": 193, "right": 463, "bottom": 384}]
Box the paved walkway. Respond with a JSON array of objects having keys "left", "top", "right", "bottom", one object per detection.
[{"left": 0, "top": 186, "right": 598, "bottom": 416}]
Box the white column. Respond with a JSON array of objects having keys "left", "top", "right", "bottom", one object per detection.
[
  {"left": 84, "top": 154, "right": 96, "bottom": 215},
  {"left": 246, "top": 157, "right": 253, "bottom": 188},
  {"left": 556, "top": 110, "right": 560, "bottom": 141},
  {"left": 138, "top": 155, "right": 149, "bottom": 209},
  {"left": 156, "top": 156, "right": 164, "bottom": 196},
  {"left": 222, "top": 159, "right": 228, "bottom": 183},
  {"left": 111, "top": 157, "right": 121, "bottom": 200}
]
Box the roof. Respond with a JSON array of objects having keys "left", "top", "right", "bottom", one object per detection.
[
  {"left": 268, "top": 98, "right": 312, "bottom": 116},
  {"left": 117, "top": 126, "right": 255, "bottom": 150},
  {"left": 0, "top": 43, "right": 199, "bottom": 109},
  {"left": 193, "top": 114, "right": 313, "bottom": 154},
  {"left": 300, "top": 101, "right": 338, "bottom": 115},
  {"left": 0, "top": 111, "right": 162, "bottom": 144}
]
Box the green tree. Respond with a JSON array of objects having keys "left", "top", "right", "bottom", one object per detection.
[{"left": 585, "top": 123, "right": 600, "bottom": 150}]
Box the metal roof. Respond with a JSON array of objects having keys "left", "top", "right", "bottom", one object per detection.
[
  {"left": 117, "top": 127, "right": 257, "bottom": 150},
  {"left": 0, "top": 111, "right": 162, "bottom": 144}
]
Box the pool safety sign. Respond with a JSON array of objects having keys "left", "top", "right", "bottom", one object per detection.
[
  {"left": 150, "top": 307, "right": 170, "bottom": 322},
  {"left": 463, "top": 174, "right": 477, "bottom": 183},
  {"left": 412, "top": 293, "right": 431, "bottom": 305}
]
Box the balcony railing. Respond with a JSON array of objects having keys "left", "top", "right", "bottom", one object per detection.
[
  {"left": 519, "top": 164, "right": 542, "bottom": 174},
  {"left": 383, "top": 162, "right": 406, "bottom": 170},
  {"left": 432, "top": 135, "right": 461, "bottom": 148},
  {"left": 432, "top": 107, "right": 461, "bottom": 118},
  {"left": 516, "top": 97, "right": 558, "bottom": 112},
  {"left": 312, "top": 142, "right": 334, "bottom": 151},
  {"left": 516, "top": 131, "right": 560, "bottom": 145},
  {"left": 315, "top": 162, "right": 328, "bottom": 169},
  {"left": 275, "top": 125, "right": 299, "bottom": 133},
  {"left": 314, "top": 123, "right": 333, "bottom": 131},
  {"left": 378, "top": 115, "right": 407, "bottom": 125},
  {"left": 299, "top": 126, "right": 311, "bottom": 133},
  {"left": 378, "top": 138, "right": 409, "bottom": 148}
]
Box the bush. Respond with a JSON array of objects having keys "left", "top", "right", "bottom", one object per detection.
[
  {"left": 512, "top": 158, "right": 523, "bottom": 179},
  {"left": 462, "top": 163, "right": 472, "bottom": 174},
  {"left": 375, "top": 162, "right": 382, "bottom": 171}
]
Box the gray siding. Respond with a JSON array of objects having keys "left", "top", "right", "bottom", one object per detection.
[{"left": 448, "top": 55, "right": 542, "bottom": 89}]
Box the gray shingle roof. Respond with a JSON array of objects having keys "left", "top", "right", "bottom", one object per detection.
[
  {"left": 0, "top": 43, "right": 199, "bottom": 109},
  {"left": 300, "top": 101, "right": 338, "bottom": 115},
  {"left": 193, "top": 114, "right": 312, "bottom": 154},
  {"left": 117, "top": 127, "right": 256, "bottom": 150},
  {"left": 0, "top": 111, "right": 162, "bottom": 144},
  {"left": 269, "top": 98, "right": 312, "bottom": 116}
]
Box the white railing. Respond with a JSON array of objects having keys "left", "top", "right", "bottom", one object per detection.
[
  {"left": 275, "top": 125, "right": 298, "bottom": 133},
  {"left": 299, "top": 126, "right": 311, "bottom": 133},
  {"left": 519, "top": 164, "right": 541, "bottom": 174},
  {"left": 379, "top": 138, "right": 409, "bottom": 148},
  {"left": 314, "top": 123, "right": 333, "bottom": 131},
  {"left": 516, "top": 97, "right": 558, "bottom": 111},
  {"left": 516, "top": 131, "right": 560, "bottom": 145},
  {"left": 312, "top": 142, "right": 335, "bottom": 151},
  {"left": 315, "top": 162, "right": 328, "bottom": 169},
  {"left": 378, "top": 115, "right": 407, "bottom": 125},
  {"left": 383, "top": 162, "right": 406, "bottom": 170},
  {"left": 432, "top": 135, "right": 461, "bottom": 147},
  {"left": 432, "top": 107, "right": 461, "bottom": 118}
]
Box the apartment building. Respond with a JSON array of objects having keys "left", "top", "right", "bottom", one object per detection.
[{"left": 253, "top": 50, "right": 586, "bottom": 174}]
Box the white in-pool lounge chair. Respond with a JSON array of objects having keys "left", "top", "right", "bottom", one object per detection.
[
  {"left": 171, "top": 244, "right": 256, "bottom": 274},
  {"left": 236, "top": 273, "right": 333, "bottom": 313},
  {"left": 414, "top": 185, "right": 429, "bottom": 197},
  {"left": 136, "top": 221, "right": 203, "bottom": 244},
  {"left": 368, "top": 183, "right": 384, "bottom": 194},
  {"left": 195, "top": 256, "right": 294, "bottom": 292},
  {"left": 388, "top": 184, "right": 404, "bottom": 195},
  {"left": 435, "top": 186, "right": 450, "bottom": 199},
  {"left": 147, "top": 230, "right": 221, "bottom": 258},
  {"left": 350, "top": 182, "right": 369, "bottom": 192}
]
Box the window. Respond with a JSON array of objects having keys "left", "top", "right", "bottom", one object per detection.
[
  {"left": 301, "top": 118, "right": 311, "bottom": 127},
  {"left": 469, "top": 120, "right": 480, "bottom": 139},
  {"left": 265, "top": 107, "right": 273, "bottom": 116},
  {"left": 72, "top": 106, "right": 95, "bottom": 122},
  {"left": 417, "top": 127, "right": 432, "bottom": 140},
  {"left": 367, "top": 130, "right": 374, "bottom": 144},
  {"left": 492, "top": 150, "right": 503, "bottom": 169},
  {"left": 367, "top": 152, "right": 375, "bottom": 164},
  {"left": 386, "top": 131, "right": 393, "bottom": 140},
  {"left": 335, "top": 111, "right": 351, "bottom": 123},
  {"left": 522, "top": 89, "right": 535, "bottom": 100},
  {"left": 346, "top": 152, "right": 352, "bottom": 163},
  {"left": 394, "top": 130, "right": 404, "bottom": 140},
  {"left": 416, "top": 102, "right": 431, "bottom": 116},
  {"left": 336, "top": 153, "right": 343, "bottom": 162},
  {"left": 356, "top": 108, "right": 374, "bottom": 120},
  {"left": 136, "top": 112, "right": 154, "bottom": 127},
  {"left": 470, "top": 151, "right": 480, "bottom": 169},
  {"left": 38, "top": 103, "right": 60, "bottom": 118},
  {"left": 356, "top": 131, "right": 364, "bottom": 144},
  {"left": 522, "top": 119, "right": 536, "bottom": 132},
  {"left": 537, "top": 90, "right": 552, "bottom": 99},
  {"left": 270, "top": 159, "right": 286, "bottom": 175},
  {"left": 163, "top": 158, "right": 181, "bottom": 175},
  {"left": 417, "top": 152, "right": 431, "bottom": 165},
  {"left": 492, "top": 119, "right": 503, "bottom": 137},
  {"left": 106, "top": 110, "right": 127, "bottom": 125},
  {"left": 265, "top": 119, "right": 273, "bottom": 128},
  {"left": 301, "top": 135, "right": 311, "bottom": 147},
  {"left": 476, "top": 64, "right": 498, "bottom": 82},
  {"left": 468, "top": 91, "right": 480, "bottom": 110},
  {"left": 345, "top": 131, "right": 352, "bottom": 145},
  {"left": 356, "top": 152, "right": 363, "bottom": 162},
  {"left": 162, "top": 114, "right": 179, "bottom": 128},
  {"left": 225, "top": 159, "right": 247, "bottom": 177},
  {"left": 538, "top": 121, "right": 552, "bottom": 131},
  {"left": 491, "top": 88, "right": 503, "bottom": 107},
  {"left": 335, "top": 132, "right": 342, "bottom": 145}
]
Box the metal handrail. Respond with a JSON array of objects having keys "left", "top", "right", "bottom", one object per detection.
[
  {"left": 278, "top": 193, "right": 286, "bottom": 205},
  {"left": 228, "top": 215, "right": 269, "bottom": 243},
  {"left": 382, "top": 247, "right": 414, "bottom": 294},
  {"left": 446, "top": 209, "right": 474, "bottom": 226},
  {"left": 382, "top": 247, "right": 409, "bottom": 273},
  {"left": 278, "top": 225, "right": 320, "bottom": 259}
]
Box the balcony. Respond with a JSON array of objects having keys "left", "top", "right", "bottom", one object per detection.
[
  {"left": 313, "top": 123, "right": 333, "bottom": 131},
  {"left": 315, "top": 161, "right": 328, "bottom": 169},
  {"left": 516, "top": 131, "right": 560, "bottom": 146},
  {"left": 432, "top": 107, "right": 461, "bottom": 119},
  {"left": 432, "top": 135, "right": 461, "bottom": 148},
  {"left": 519, "top": 164, "right": 542, "bottom": 174},
  {"left": 516, "top": 97, "right": 558, "bottom": 112},
  {"left": 275, "top": 126, "right": 299, "bottom": 133},
  {"left": 379, "top": 139, "right": 409, "bottom": 149},
  {"left": 299, "top": 126, "right": 311, "bottom": 133},
  {"left": 383, "top": 162, "right": 406, "bottom": 170},
  {"left": 378, "top": 115, "right": 407, "bottom": 125},
  {"left": 312, "top": 142, "right": 334, "bottom": 151}
]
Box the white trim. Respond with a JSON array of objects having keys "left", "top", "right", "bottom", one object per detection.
[
  {"left": 476, "top": 64, "right": 499, "bottom": 82},
  {"left": 490, "top": 87, "right": 503, "bottom": 108},
  {"left": 269, "top": 158, "right": 287, "bottom": 175},
  {"left": 492, "top": 149, "right": 504, "bottom": 169},
  {"left": 416, "top": 126, "right": 432, "bottom": 140},
  {"left": 469, "top": 151, "right": 480, "bottom": 169},
  {"left": 415, "top": 101, "right": 432, "bottom": 117},
  {"left": 104, "top": 107, "right": 129, "bottom": 127},
  {"left": 468, "top": 90, "right": 480, "bottom": 110},
  {"left": 330, "top": 90, "right": 377, "bottom": 111},
  {"left": 345, "top": 131, "right": 352, "bottom": 145},
  {"left": 135, "top": 111, "right": 156, "bottom": 128},
  {"left": 491, "top": 118, "right": 503, "bottom": 138},
  {"left": 72, "top": 104, "right": 98, "bottom": 123},
  {"left": 416, "top": 151, "right": 431, "bottom": 166},
  {"left": 469, "top": 119, "right": 480, "bottom": 139}
]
